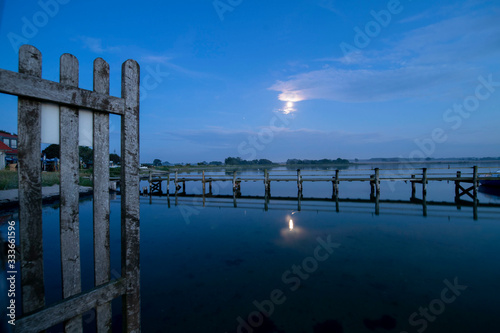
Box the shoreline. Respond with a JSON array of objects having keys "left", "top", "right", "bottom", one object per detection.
[{"left": 0, "top": 185, "right": 93, "bottom": 210}]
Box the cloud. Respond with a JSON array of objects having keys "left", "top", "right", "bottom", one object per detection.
[
  {"left": 140, "top": 126, "right": 413, "bottom": 162},
  {"left": 269, "top": 8, "right": 500, "bottom": 104},
  {"left": 270, "top": 65, "right": 468, "bottom": 103},
  {"left": 317, "top": 0, "right": 343, "bottom": 16},
  {"left": 140, "top": 53, "right": 217, "bottom": 79},
  {"left": 149, "top": 126, "right": 399, "bottom": 150},
  {"left": 79, "top": 37, "right": 120, "bottom": 54}
]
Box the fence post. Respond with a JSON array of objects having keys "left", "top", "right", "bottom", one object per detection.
[
  {"left": 59, "top": 53, "right": 83, "bottom": 332},
  {"left": 17, "top": 45, "right": 45, "bottom": 314},
  {"left": 121, "top": 59, "right": 141, "bottom": 332},
  {"left": 93, "top": 57, "right": 112, "bottom": 331}
]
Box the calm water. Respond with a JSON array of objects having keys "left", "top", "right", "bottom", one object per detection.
[{"left": 1, "top": 163, "right": 500, "bottom": 332}]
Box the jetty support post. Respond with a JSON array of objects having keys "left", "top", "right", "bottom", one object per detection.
[
  {"left": 422, "top": 168, "right": 428, "bottom": 198},
  {"left": 332, "top": 169, "right": 339, "bottom": 199},
  {"left": 148, "top": 171, "right": 152, "bottom": 197},
  {"left": 297, "top": 169, "right": 303, "bottom": 193},
  {"left": 264, "top": 169, "right": 270, "bottom": 196},
  {"left": 202, "top": 170, "right": 206, "bottom": 196},
  {"left": 411, "top": 175, "right": 416, "bottom": 199},
  {"left": 233, "top": 170, "right": 237, "bottom": 191},
  {"left": 473, "top": 198, "right": 478, "bottom": 220},
  {"left": 454, "top": 171, "right": 461, "bottom": 203},
  {"left": 375, "top": 192, "right": 380, "bottom": 216},
  {"left": 174, "top": 171, "right": 179, "bottom": 193},
  {"left": 473, "top": 166, "right": 478, "bottom": 202},
  {"left": 297, "top": 190, "right": 302, "bottom": 211},
  {"left": 166, "top": 173, "right": 170, "bottom": 195},
  {"left": 370, "top": 175, "right": 375, "bottom": 198},
  {"left": 375, "top": 168, "right": 380, "bottom": 194}
]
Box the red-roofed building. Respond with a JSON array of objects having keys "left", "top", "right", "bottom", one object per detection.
[
  {"left": 0, "top": 131, "right": 18, "bottom": 167},
  {"left": 0, "top": 141, "right": 11, "bottom": 170}
]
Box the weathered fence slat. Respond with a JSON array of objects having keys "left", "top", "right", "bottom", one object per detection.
[
  {"left": 121, "top": 59, "right": 141, "bottom": 332},
  {"left": 59, "top": 53, "right": 83, "bottom": 333},
  {"left": 4, "top": 45, "right": 141, "bottom": 332},
  {"left": 16, "top": 279, "right": 127, "bottom": 333},
  {"left": 93, "top": 58, "right": 112, "bottom": 332},
  {"left": 17, "top": 44, "right": 45, "bottom": 314},
  {"left": 0, "top": 68, "right": 125, "bottom": 114}
]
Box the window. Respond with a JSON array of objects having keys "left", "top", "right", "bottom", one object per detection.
[{"left": 11, "top": 140, "right": 17, "bottom": 149}]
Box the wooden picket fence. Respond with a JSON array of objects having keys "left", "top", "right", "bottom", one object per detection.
[{"left": 0, "top": 45, "right": 141, "bottom": 332}]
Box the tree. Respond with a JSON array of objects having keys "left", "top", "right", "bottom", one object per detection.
[
  {"left": 153, "top": 159, "right": 162, "bottom": 167},
  {"left": 42, "top": 144, "right": 60, "bottom": 159},
  {"left": 79, "top": 146, "right": 93, "bottom": 164},
  {"left": 110, "top": 153, "right": 121, "bottom": 165}
]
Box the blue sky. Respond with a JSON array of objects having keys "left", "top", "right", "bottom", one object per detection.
[{"left": 0, "top": 0, "right": 499, "bottom": 163}]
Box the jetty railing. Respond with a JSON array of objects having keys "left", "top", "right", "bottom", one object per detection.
[
  {"left": 164, "top": 194, "right": 500, "bottom": 220},
  {"left": 137, "top": 166, "right": 498, "bottom": 220},
  {"left": 138, "top": 166, "right": 497, "bottom": 202},
  {"left": 0, "top": 45, "right": 141, "bottom": 332}
]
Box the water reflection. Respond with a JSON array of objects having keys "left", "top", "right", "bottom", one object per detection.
[
  {"left": 164, "top": 192, "right": 500, "bottom": 221},
  {"left": 479, "top": 185, "right": 500, "bottom": 201}
]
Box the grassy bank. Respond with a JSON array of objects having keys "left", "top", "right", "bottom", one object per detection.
[{"left": 0, "top": 170, "right": 93, "bottom": 190}]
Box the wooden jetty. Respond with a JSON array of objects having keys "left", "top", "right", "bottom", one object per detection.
[
  {"left": 135, "top": 166, "right": 498, "bottom": 206},
  {"left": 163, "top": 193, "right": 500, "bottom": 220}
]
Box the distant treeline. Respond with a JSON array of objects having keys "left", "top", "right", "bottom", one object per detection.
[
  {"left": 224, "top": 157, "right": 275, "bottom": 165},
  {"left": 364, "top": 157, "right": 500, "bottom": 162},
  {"left": 286, "top": 158, "right": 350, "bottom": 165},
  {"left": 222, "top": 157, "right": 350, "bottom": 166}
]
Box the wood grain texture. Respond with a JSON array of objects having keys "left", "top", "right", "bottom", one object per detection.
[
  {"left": 15, "top": 279, "right": 126, "bottom": 333},
  {"left": 93, "top": 58, "right": 112, "bottom": 332},
  {"left": 0, "top": 68, "right": 125, "bottom": 114},
  {"left": 59, "top": 53, "right": 83, "bottom": 333},
  {"left": 17, "top": 44, "right": 45, "bottom": 314},
  {"left": 5, "top": 46, "right": 142, "bottom": 331},
  {"left": 121, "top": 59, "right": 141, "bottom": 333}
]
